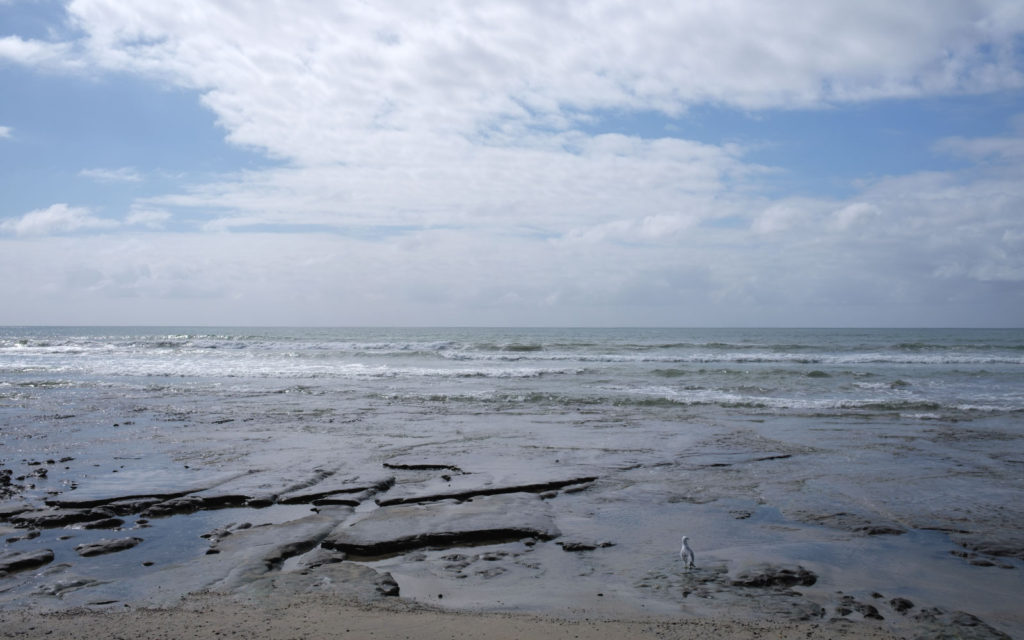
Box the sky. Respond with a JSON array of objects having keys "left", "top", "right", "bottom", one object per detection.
[{"left": 1, "top": 1, "right": 1023, "bottom": 327}]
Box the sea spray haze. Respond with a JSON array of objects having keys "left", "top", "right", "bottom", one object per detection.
[{"left": 1, "top": 327, "right": 1022, "bottom": 636}]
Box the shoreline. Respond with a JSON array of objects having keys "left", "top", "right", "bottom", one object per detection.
[{"left": 0, "top": 593, "right": 904, "bottom": 640}]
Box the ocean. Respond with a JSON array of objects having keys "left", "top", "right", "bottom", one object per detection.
[
  {"left": 3, "top": 326, "right": 1022, "bottom": 419},
  {"left": 1, "top": 327, "right": 1022, "bottom": 635}
]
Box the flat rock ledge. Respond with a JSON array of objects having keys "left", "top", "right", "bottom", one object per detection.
[
  {"left": 0, "top": 549, "right": 54, "bottom": 574},
  {"left": 75, "top": 537, "right": 143, "bottom": 557},
  {"left": 323, "top": 492, "right": 561, "bottom": 556},
  {"left": 798, "top": 511, "right": 907, "bottom": 536},
  {"left": 375, "top": 474, "right": 597, "bottom": 507}
]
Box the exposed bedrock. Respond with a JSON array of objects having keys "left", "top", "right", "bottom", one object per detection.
[
  {"left": 375, "top": 470, "right": 597, "bottom": 507},
  {"left": 40, "top": 467, "right": 358, "bottom": 519},
  {"left": 12, "top": 507, "right": 120, "bottom": 529},
  {"left": 951, "top": 533, "right": 1024, "bottom": 561},
  {"left": 0, "top": 501, "right": 32, "bottom": 519},
  {"left": 184, "top": 467, "right": 336, "bottom": 509},
  {"left": 793, "top": 510, "right": 908, "bottom": 536},
  {"left": 729, "top": 564, "right": 818, "bottom": 588},
  {"left": 206, "top": 510, "right": 350, "bottom": 592},
  {"left": 277, "top": 473, "right": 395, "bottom": 505},
  {"left": 382, "top": 456, "right": 464, "bottom": 473},
  {"left": 0, "top": 549, "right": 54, "bottom": 574},
  {"left": 74, "top": 537, "right": 143, "bottom": 557},
  {"left": 322, "top": 492, "right": 561, "bottom": 556},
  {"left": 43, "top": 470, "right": 251, "bottom": 510}
]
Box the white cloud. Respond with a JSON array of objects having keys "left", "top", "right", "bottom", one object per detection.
[
  {"left": 1, "top": 3, "right": 1022, "bottom": 325},
  {"left": 0, "top": 35, "right": 79, "bottom": 69},
  {"left": 142, "top": 133, "right": 750, "bottom": 235},
  {"left": 0, "top": 125, "right": 11, "bottom": 138},
  {"left": 831, "top": 202, "right": 881, "bottom": 230},
  {"left": 1, "top": 203, "right": 119, "bottom": 236},
  {"left": 752, "top": 201, "right": 818, "bottom": 234},
  {"left": 4, "top": 2, "right": 1021, "bottom": 162},
  {"left": 559, "top": 214, "right": 699, "bottom": 245},
  {"left": 125, "top": 208, "right": 171, "bottom": 229},
  {"left": 80, "top": 166, "right": 143, "bottom": 182}
]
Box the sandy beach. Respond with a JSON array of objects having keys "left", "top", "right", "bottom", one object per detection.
[{"left": 1, "top": 593, "right": 906, "bottom": 640}]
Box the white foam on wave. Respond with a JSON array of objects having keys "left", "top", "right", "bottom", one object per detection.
[
  {"left": 443, "top": 349, "right": 1024, "bottom": 366},
  {"left": 2, "top": 354, "right": 581, "bottom": 380}
]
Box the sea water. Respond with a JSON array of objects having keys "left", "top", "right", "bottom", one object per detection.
[{"left": 3, "top": 326, "right": 1022, "bottom": 419}]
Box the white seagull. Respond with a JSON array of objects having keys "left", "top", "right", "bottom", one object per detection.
[{"left": 680, "top": 535, "right": 695, "bottom": 569}]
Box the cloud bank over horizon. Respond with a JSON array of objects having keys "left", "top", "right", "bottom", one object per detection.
[{"left": 1, "top": 1, "right": 1023, "bottom": 326}]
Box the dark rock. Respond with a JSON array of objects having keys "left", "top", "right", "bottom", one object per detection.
[
  {"left": 323, "top": 492, "right": 561, "bottom": 555},
  {"left": 800, "top": 511, "right": 906, "bottom": 536},
  {"left": 952, "top": 535, "right": 1024, "bottom": 561},
  {"left": 836, "top": 595, "right": 884, "bottom": 620},
  {"left": 311, "top": 491, "right": 372, "bottom": 507},
  {"left": 83, "top": 517, "right": 125, "bottom": 529},
  {"left": 0, "top": 548, "right": 54, "bottom": 573},
  {"left": 44, "top": 469, "right": 251, "bottom": 510},
  {"left": 189, "top": 467, "right": 335, "bottom": 509},
  {"left": 0, "top": 500, "right": 31, "bottom": 518},
  {"left": 375, "top": 572, "right": 400, "bottom": 596},
  {"left": 557, "top": 540, "right": 614, "bottom": 552},
  {"left": 558, "top": 541, "right": 597, "bottom": 552},
  {"left": 375, "top": 472, "right": 598, "bottom": 507},
  {"left": 201, "top": 522, "right": 253, "bottom": 547},
  {"left": 141, "top": 495, "right": 205, "bottom": 517},
  {"left": 75, "top": 537, "right": 143, "bottom": 557},
  {"left": 12, "top": 507, "right": 116, "bottom": 529},
  {"left": 730, "top": 564, "right": 817, "bottom": 588},
  {"left": 104, "top": 498, "right": 162, "bottom": 516},
  {"left": 383, "top": 459, "right": 464, "bottom": 472},
  {"left": 684, "top": 452, "right": 793, "bottom": 468},
  {"left": 891, "top": 597, "right": 915, "bottom": 613}
]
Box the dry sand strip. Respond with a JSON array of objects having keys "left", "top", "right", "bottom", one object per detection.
[{"left": 0, "top": 596, "right": 901, "bottom": 640}]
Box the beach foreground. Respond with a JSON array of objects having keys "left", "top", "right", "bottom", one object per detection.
[{"left": 1, "top": 593, "right": 902, "bottom": 640}]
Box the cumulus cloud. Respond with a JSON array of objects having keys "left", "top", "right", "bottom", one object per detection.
[
  {"left": 1, "top": 204, "right": 119, "bottom": 236},
  {"left": 80, "top": 167, "right": 143, "bottom": 182},
  {"left": 1, "top": 2, "right": 1022, "bottom": 325},
  {"left": 5, "top": 3, "right": 1022, "bottom": 160},
  {"left": 0, "top": 35, "right": 79, "bottom": 69},
  {"left": 0, "top": 125, "right": 11, "bottom": 138}
]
